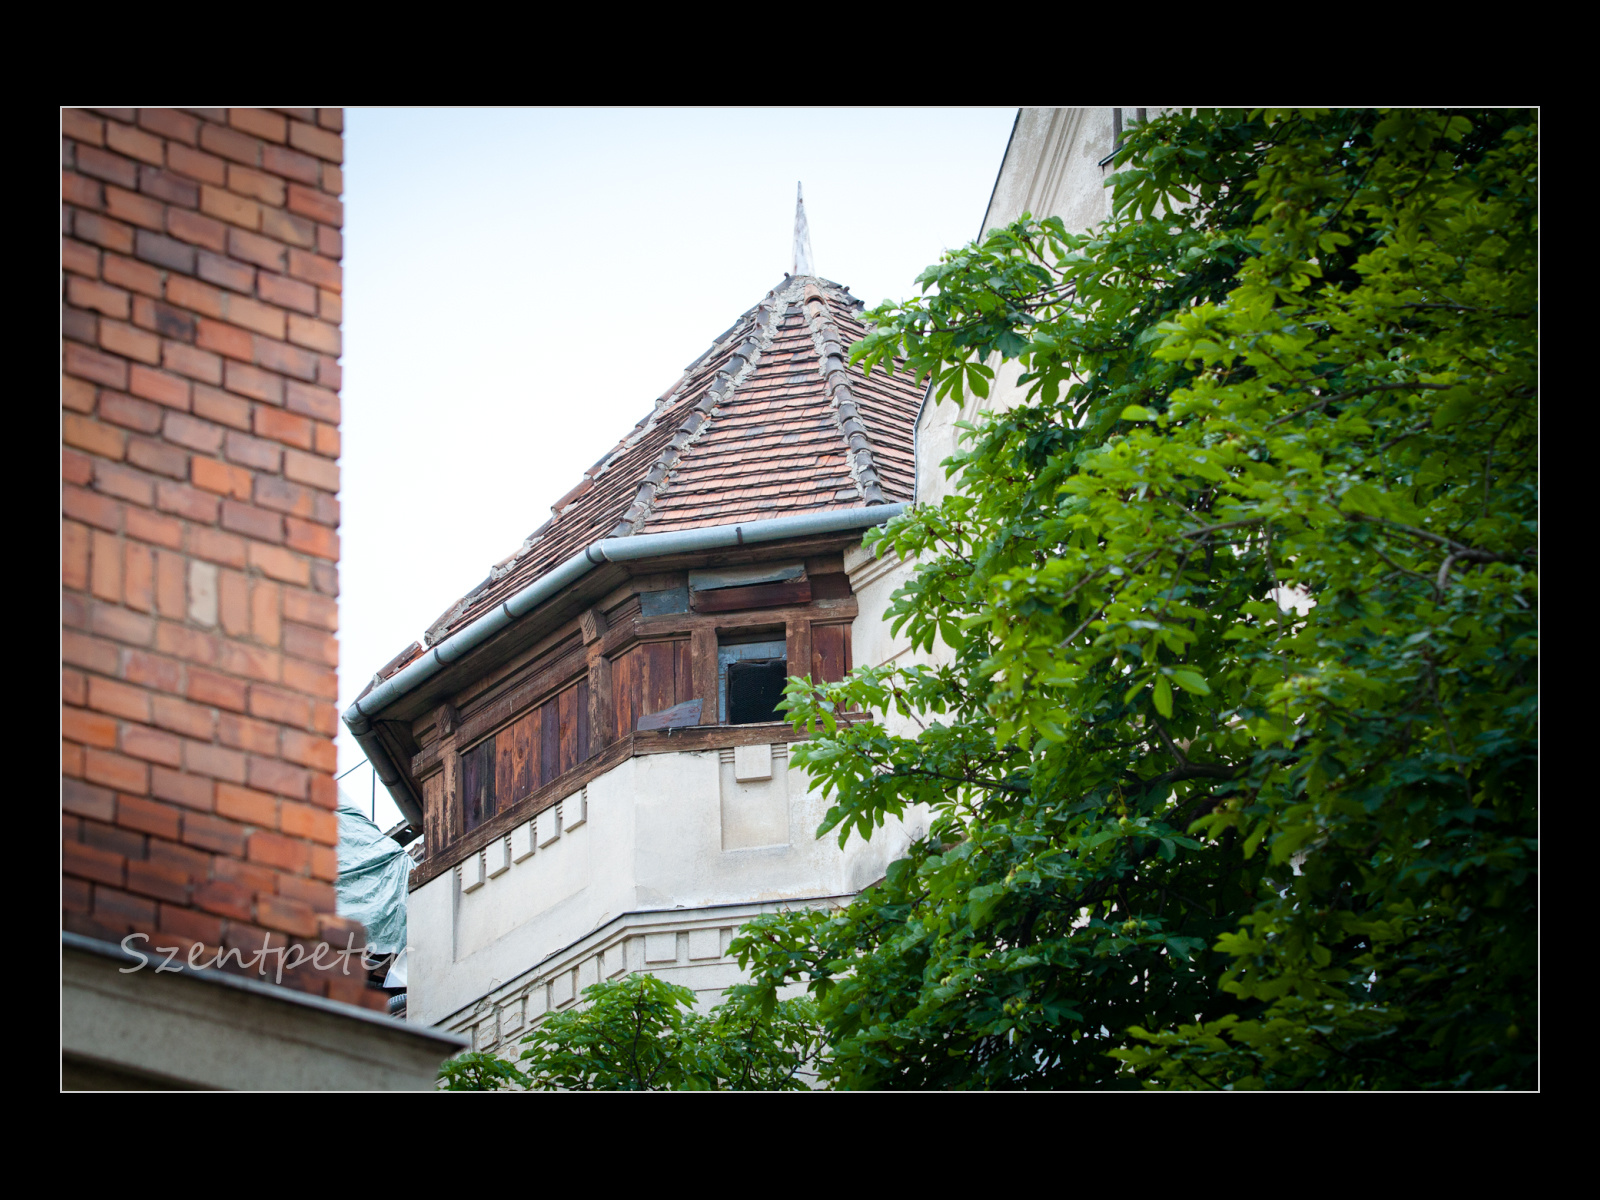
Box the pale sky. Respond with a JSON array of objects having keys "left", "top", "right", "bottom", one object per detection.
[{"left": 335, "top": 107, "right": 1019, "bottom": 826}]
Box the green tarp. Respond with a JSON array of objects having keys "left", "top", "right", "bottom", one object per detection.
[{"left": 335, "top": 804, "right": 411, "bottom": 956}]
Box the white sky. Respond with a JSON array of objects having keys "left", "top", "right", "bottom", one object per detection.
[{"left": 334, "top": 107, "right": 1018, "bottom": 827}]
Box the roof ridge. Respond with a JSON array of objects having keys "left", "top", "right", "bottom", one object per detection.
[
  {"left": 607, "top": 281, "right": 795, "bottom": 537},
  {"left": 801, "top": 280, "right": 888, "bottom": 506}
]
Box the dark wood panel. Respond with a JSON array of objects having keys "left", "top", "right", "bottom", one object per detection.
[
  {"left": 691, "top": 578, "right": 812, "bottom": 613},
  {"left": 539, "top": 695, "right": 559, "bottom": 790},
  {"left": 576, "top": 676, "right": 591, "bottom": 763},
  {"left": 557, "top": 683, "right": 581, "bottom": 776},
  {"left": 812, "top": 622, "right": 849, "bottom": 683},
  {"left": 461, "top": 738, "right": 495, "bottom": 833},
  {"left": 510, "top": 708, "right": 536, "bottom": 805},
  {"left": 611, "top": 647, "right": 634, "bottom": 744},
  {"left": 495, "top": 719, "right": 519, "bottom": 809},
  {"left": 809, "top": 572, "right": 852, "bottom": 600},
  {"left": 674, "top": 638, "right": 692, "bottom": 706},
  {"left": 643, "top": 640, "right": 677, "bottom": 717},
  {"left": 587, "top": 656, "right": 611, "bottom": 757}
]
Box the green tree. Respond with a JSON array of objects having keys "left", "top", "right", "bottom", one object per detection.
[
  {"left": 728, "top": 108, "right": 1537, "bottom": 1089},
  {"left": 438, "top": 973, "right": 823, "bottom": 1090}
]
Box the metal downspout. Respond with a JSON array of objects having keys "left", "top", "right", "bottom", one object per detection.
[{"left": 343, "top": 504, "right": 908, "bottom": 831}]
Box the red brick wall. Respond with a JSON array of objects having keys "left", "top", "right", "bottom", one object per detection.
[{"left": 61, "top": 108, "right": 378, "bottom": 1008}]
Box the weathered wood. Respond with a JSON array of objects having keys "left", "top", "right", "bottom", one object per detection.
[
  {"left": 587, "top": 654, "right": 612, "bottom": 757},
  {"left": 423, "top": 772, "right": 445, "bottom": 859},
  {"left": 688, "top": 563, "right": 804, "bottom": 592},
  {"left": 539, "top": 694, "right": 560, "bottom": 790},
  {"left": 809, "top": 572, "right": 852, "bottom": 601},
  {"left": 579, "top": 606, "right": 608, "bottom": 645},
  {"left": 691, "top": 627, "right": 718, "bottom": 726},
  {"left": 461, "top": 738, "right": 494, "bottom": 832},
  {"left": 557, "top": 682, "right": 581, "bottom": 776},
  {"left": 575, "top": 675, "right": 591, "bottom": 765},
  {"left": 611, "top": 646, "right": 634, "bottom": 743},
  {"left": 636, "top": 698, "right": 702, "bottom": 731},
  {"left": 691, "top": 578, "right": 812, "bottom": 613},
  {"left": 787, "top": 615, "right": 810, "bottom": 684},
  {"left": 811, "top": 621, "right": 849, "bottom": 683},
  {"left": 631, "top": 720, "right": 824, "bottom": 755},
  {"left": 510, "top": 708, "right": 536, "bottom": 805},
  {"left": 634, "top": 598, "right": 857, "bottom": 640}
]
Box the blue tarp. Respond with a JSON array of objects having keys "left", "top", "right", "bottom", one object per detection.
[{"left": 335, "top": 804, "right": 411, "bottom": 956}]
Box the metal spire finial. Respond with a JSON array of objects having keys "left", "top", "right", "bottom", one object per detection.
[{"left": 792, "top": 182, "right": 815, "bottom": 278}]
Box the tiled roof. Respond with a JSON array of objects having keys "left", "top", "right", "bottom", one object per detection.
[{"left": 398, "top": 275, "right": 923, "bottom": 662}]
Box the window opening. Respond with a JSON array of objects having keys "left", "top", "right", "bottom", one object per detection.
[{"left": 717, "top": 638, "right": 786, "bottom": 723}]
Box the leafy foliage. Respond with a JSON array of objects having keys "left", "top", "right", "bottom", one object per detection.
[
  {"left": 729, "top": 108, "right": 1537, "bottom": 1089},
  {"left": 437, "top": 972, "right": 823, "bottom": 1090}
]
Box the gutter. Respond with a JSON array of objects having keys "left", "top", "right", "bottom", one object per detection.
[{"left": 343, "top": 503, "right": 909, "bottom": 831}]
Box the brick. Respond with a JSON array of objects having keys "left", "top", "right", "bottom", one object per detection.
[
  {"left": 321, "top": 163, "right": 343, "bottom": 196},
  {"left": 258, "top": 895, "right": 317, "bottom": 938},
  {"left": 284, "top": 517, "right": 337, "bottom": 561},
  {"left": 62, "top": 168, "right": 104, "bottom": 210},
  {"left": 213, "top": 855, "right": 278, "bottom": 895},
  {"left": 154, "top": 549, "right": 186, "bottom": 615},
  {"left": 139, "top": 165, "right": 200, "bottom": 208},
  {"left": 276, "top": 873, "right": 336, "bottom": 912},
  {"left": 188, "top": 667, "right": 247, "bottom": 712},
  {"left": 65, "top": 342, "right": 129, "bottom": 389},
  {"left": 94, "top": 459, "right": 154, "bottom": 507},
  {"left": 82, "top": 817, "right": 146, "bottom": 859},
  {"left": 133, "top": 297, "right": 198, "bottom": 341},
  {"left": 147, "top": 837, "right": 211, "bottom": 880},
  {"left": 63, "top": 520, "right": 90, "bottom": 589},
  {"left": 63, "top": 668, "right": 89, "bottom": 707},
  {"left": 104, "top": 184, "right": 165, "bottom": 231},
  {"left": 63, "top": 108, "right": 105, "bottom": 145},
  {"left": 190, "top": 525, "right": 247, "bottom": 568},
  {"left": 227, "top": 227, "right": 286, "bottom": 272},
  {"left": 127, "top": 436, "right": 188, "bottom": 480},
  {"left": 77, "top": 144, "right": 139, "bottom": 189},
  {"left": 200, "top": 183, "right": 259, "bottom": 230},
  {"left": 64, "top": 877, "right": 92, "bottom": 914},
  {"left": 258, "top": 271, "right": 316, "bottom": 314},
  {"left": 311, "top": 562, "right": 337, "bottom": 597},
  {"left": 309, "top": 771, "right": 338, "bottom": 809},
  {"left": 167, "top": 207, "right": 228, "bottom": 253},
  {"left": 254, "top": 337, "right": 318, "bottom": 381},
  {"left": 100, "top": 252, "right": 163, "bottom": 299},
  {"left": 91, "top": 602, "right": 154, "bottom": 646},
  {"left": 224, "top": 360, "right": 283, "bottom": 404},
  {"left": 135, "top": 229, "right": 196, "bottom": 274},
  {"left": 248, "top": 830, "right": 309, "bottom": 872},
  {"left": 63, "top": 304, "right": 97, "bottom": 345},
  {"left": 157, "top": 621, "right": 217, "bottom": 666},
  {"left": 73, "top": 210, "right": 134, "bottom": 254},
  {"left": 123, "top": 649, "right": 182, "bottom": 694},
  {"left": 159, "top": 904, "right": 225, "bottom": 948},
  {"left": 229, "top": 108, "right": 287, "bottom": 144},
  {"left": 310, "top": 843, "right": 339, "bottom": 881},
  {"left": 248, "top": 754, "right": 311, "bottom": 800},
  {"left": 287, "top": 120, "right": 341, "bottom": 164},
  {"left": 63, "top": 630, "right": 120, "bottom": 675},
  {"left": 255, "top": 406, "right": 313, "bottom": 450},
  {"left": 216, "top": 781, "right": 278, "bottom": 826},
  {"left": 196, "top": 317, "right": 253, "bottom": 360},
  {"left": 317, "top": 288, "right": 341, "bottom": 323},
  {"left": 63, "top": 484, "right": 122, "bottom": 532},
  {"left": 155, "top": 479, "right": 218, "bottom": 523},
  {"left": 64, "top": 743, "right": 85, "bottom": 782},
  {"left": 283, "top": 449, "right": 337, "bottom": 491},
  {"left": 281, "top": 728, "right": 336, "bottom": 772},
  {"left": 162, "top": 340, "right": 223, "bottom": 384},
  {"left": 192, "top": 384, "right": 251, "bottom": 430},
  {"left": 316, "top": 225, "right": 342, "bottom": 259},
  {"left": 285, "top": 183, "right": 342, "bottom": 226},
  {"left": 63, "top": 777, "right": 117, "bottom": 821},
  {"left": 63, "top": 589, "right": 90, "bottom": 631},
  {"left": 99, "top": 391, "right": 162, "bottom": 434},
  {"left": 249, "top": 685, "right": 310, "bottom": 728},
  {"left": 286, "top": 248, "right": 339, "bottom": 290},
  {"left": 262, "top": 143, "right": 320, "bottom": 185},
  {"left": 64, "top": 837, "right": 126, "bottom": 888},
  {"left": 99, "top": 318, "right": 162, "bottom": 364},
  {"left": 225, "top": 430, "right": 282, "bottom": 473},
  {"left": 68, "top": 276, "right": 127, "bottom": 319},
  {"left": 88, "top": 527, "right": 121, "bottom": 599},
  {"left": 200, "top": 122, "right": 262, "bottom": 166},
  {"left": 167, "top": 142, "right": 227, "bottom": 186},
  {"left": 127, "top": 857, "right": 190, "bottom": 904},
  {"left": 227, "top": 164, "right": 286, "bottom": 206},
  {"left": 286, "top": 383, "right": 341, "bottom": 428},
  {"left": 105, "top": 121, "right": 164, "bottom": 166},
  {"left": 122, "top": 722, "right": 183, "bottom": 766},
  {"left": 151, "top": 693, "right": 215, "bottom": 740},
  {"left": 261, "top": 207, "right": 315, "bottom": 250},
  {"left": 63, "top": 238, "right": 100, "bottom": 278},
  {"left": 253, "top": 475, "right": 313, "bottom": 518},
  {"left": 193, "top": 456, "right": 253, "bottom": 501},
  {"left": 124, "top": 540, "right": 154, "bottom": 610},
  {"left": 196, "top": 249, "right": 254, "bottom": 293},
  {"left": 94, "top": 885, "right": 158, "bottom": 932},
  {"left": 162, "top": 410, "right": 225, "bottom": 455},
  {"left": 218, "top": 640, "right": 280, "bottom": 683},
  {"left": 194, "top": 878, "right": 254, "bottom": 922},
  {"left": 63, "top": 376, "right": 97, "bottom": 413},
  {"left": 316, "top": 109, "right": 343, "bottom": 134},
  {"left": 217, "top": 568, "right": 248, "bottom": 637},
  {"left": 225, "top": 293, "right": 286, "bottom": 339},
  {"left": 84, "top": 746, "right": 149, "bottom": 794},
  {"left": 118, "top": 793, "right": 184, "bottom": 841},
  {"left": 249, "top": 542, "right": 311, "bottom": 586},
  {"left": 138, "top": 108, "right": 200, "bottom": 146},
  {"left": 282, "top": 656, "right": 337, "bottom": 700},
  {"left": 63, "top": 705, "right": 118, "bottom": 748},
  {"left": 63, "top": 447, "right": 93, "bottom": 488},
  {"left": 251, "top": 580, "right": 281, "bottom": 647},
  {"left": 183, "top": 811, "right": 246, "bottom": 856},
  {"left": 128, "top": 364, "right": 191, "bottom": 409},
  {"left": 185, "top": 739, "right": 247, "bottom": 783},
  {"left": 165, "top": 274, "right": 226, "bottom": 319},
  {"left": 64, "top": 413, "right": 126, "bottom": 459},
  {"left": 88, "top": 675, "right": 149, "bottom": 722}
]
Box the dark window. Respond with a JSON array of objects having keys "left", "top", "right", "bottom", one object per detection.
[{"left": 727, "top": 657, "right": 788, "bottom": 725}]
